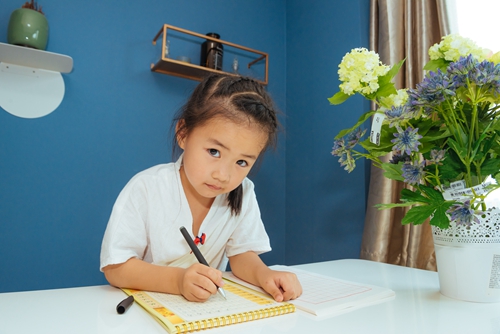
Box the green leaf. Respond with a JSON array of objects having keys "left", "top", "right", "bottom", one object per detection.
[
  {"left": 490, "top": 119, "right": 500, "bottom": 131},
  {"left": 386, "top": 59, "right": 405, "bottom": 81},
  {"left": 364, "top": 60, "right": 405, "bottom": 100},
  {"left": 328, "top": 91, "right": 350, "bottom": 105},
  {"left": 446, "top": 138, "right": 467, "bottom": 161},
  {"left": 360, "top": 125, "right": 397, "bottom": 152},
  {"left": 418, "top": 123, "right": 450, "bottom": 142},
  {"left": 419, "top": 184, "right": 445, "bottom": 203},
  {"left": 479, "top": 158, "right": 500, "bottom": 176},
  {"left": 438, "top": 150, "right": 466, "bottom": 180},
  {"left": 399, "top": 188, "right": 430, "bottom": 204},
  {"left": 401, "top": 205, "right": 436, "bottom": 225},
  {"left": 375, "top": 202, "right": 420, "bottom": 209},
  {"left": 429, "top": 202, "right": 454, "bottom": 229},
  {"left": 377, "top": 185, "right": 455, "bottom": 227},
  {"left": 376, "top": 60, "right": 405, "bottom": 91},
  {"left": 481, "top": 133, "right": 496, "bottom": 155},
  {"left": 373, "top": 82, "right": 397, "bottom": 99},
  {"left": 423, "top": 58, "right": 449, "bottom": 72},
  {"left": 334, "top": 111, "right": 375, "bottom": 139},
  {"left": 471, "top": 123, "right": 492, "bottom": 160},
  {"left": 401, "top": 183, "right": 454, "bottom": 226},
  {"left": 399, "top": 184, "right": 454, "bottom": 227},
  {"left": 380, "top": 162, "right": 404, "bottom": 181}
]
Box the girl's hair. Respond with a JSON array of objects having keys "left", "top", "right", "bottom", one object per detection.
[{"left": 172, "top": 73, "right": 280, "bottom": 215}]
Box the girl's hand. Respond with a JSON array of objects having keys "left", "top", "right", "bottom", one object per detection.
[
  {"left": 258, "top": 269, "right": 302, "bottom": 302},
  {"left": 178, "top": 263, "right": 224, "bottom": 302}
]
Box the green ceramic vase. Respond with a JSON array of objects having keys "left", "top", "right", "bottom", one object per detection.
[{"left": 7, "top": 8, "right": 49, "bottom": 50}]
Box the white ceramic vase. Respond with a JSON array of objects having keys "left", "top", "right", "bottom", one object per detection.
[{"left": 432, "top": 207, "right": 500, "bottom": 302}]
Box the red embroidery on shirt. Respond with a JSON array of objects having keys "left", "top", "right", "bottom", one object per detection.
[{"left": 194, "top": 233, "right": 206, "bottom": 245}]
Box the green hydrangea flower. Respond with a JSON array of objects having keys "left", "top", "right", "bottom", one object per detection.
[
  {"left": 338, "top": 48, "right": 390, "bottom": 96},
  {"left": 379, "top": 89, "right": 408, "bottom": 110},
  {"left": 428, "top": 34, "right": 489, "bottom": 62}
]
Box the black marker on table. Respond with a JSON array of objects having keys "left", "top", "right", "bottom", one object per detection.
[
  {"left": 179, "top": 226, "right": 227, "bottom": 300},
  {"left": 116, "top": 295, "right": 134, "bottom": 314}
]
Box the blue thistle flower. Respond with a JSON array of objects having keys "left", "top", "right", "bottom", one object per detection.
[
  {"left": 332, "top": 138, "right": 356, "bottom": 172},
  {"left": 345, "top": 128, "right": 366, "bottom": 149},
  {"left": 407, "top": 70, "right": 456, "bottom": 115},
  {"left": 338, "top": 151, "right": 356, "bottom": 172},
  {"left": 391, "top": 127, "right": 422, "bottom": 155},
  {"left": 389, "top": 151, "right": 411, "bottom": 164},
  {"left": 384, "top": 105, "right": 414, "bottom": 128},
  {"left": 470, "top": 61, "right": 500, "bottom": 94},
  {"left": 401, "top": 162, "right": 425, "bottom": 185},
  {"left": 427, "top": 149, "right": 446, "bottom": 165},
  {"left": 448, "top": 55, "right": 500, "bottom": 95},
  {"left": 446, "top": 200, "right": 482, "bottom": 227},
  {"left": 331, "top": 139, "right": 345, "bottom": 156},
  {"left": 447, "top": 55, "right": 476, "bottom": 76}
]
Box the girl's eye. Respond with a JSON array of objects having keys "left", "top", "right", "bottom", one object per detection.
[
  {"left": 237, "top": 160, "right": 248, "bottom": 167},
  {"left": 208, "top": 149, "right": 220, "bottom": 157}
]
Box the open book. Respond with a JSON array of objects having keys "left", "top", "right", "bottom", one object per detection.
[
  {"left": 121, "top": 279, "right": 295, "bottom": 333},
  {"left": 223, "top": 265, "right": 395, "bottom": 318}
]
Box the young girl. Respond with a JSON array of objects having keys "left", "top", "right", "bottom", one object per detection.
[{"left": 100, "top": 74, "right": 302, "bottom": 303}]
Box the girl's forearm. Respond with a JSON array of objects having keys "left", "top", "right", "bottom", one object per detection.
[
  {"left": 103, "top": 257, "right": 184, "bottom": 294},
  {"left": 229, "top": 251, "right": 270, "bottom": 286}
]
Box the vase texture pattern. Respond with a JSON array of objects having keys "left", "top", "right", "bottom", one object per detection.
[
  {"left": 7, "top": 8, "right": 49, "bottom": 50},
  {"left": 432, "top": 207, "right": 500, "bottom": 302}
]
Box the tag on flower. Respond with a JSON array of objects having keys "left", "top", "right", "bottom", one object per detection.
[
  {"left": 370, "top": 113, "right": 386, "bottom": 145},
  {"left": 441, "top": 180, "right": 466, "bottom": 192},
  {"left": 442, "top": 180, "right": 491, "bottom": 201}
]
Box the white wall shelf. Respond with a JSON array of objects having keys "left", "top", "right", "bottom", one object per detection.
[
  {"left": 0, "top": 42, "right": 73, "bottom": 73},
  {"left": 0, "top": 42, "right": 73, "bottom": 118}
]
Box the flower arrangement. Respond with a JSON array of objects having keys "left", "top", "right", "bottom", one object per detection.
[{"left": 329, "top": 34, "right": 500, "bottom": 229}]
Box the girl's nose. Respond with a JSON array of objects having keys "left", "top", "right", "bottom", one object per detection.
[{"left": 212, "top": 164, "right": 230, "bottom": 182}]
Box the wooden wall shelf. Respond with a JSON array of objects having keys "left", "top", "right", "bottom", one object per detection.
[{"left": 151, "top": 24, "right": 268, "bottom": 85}]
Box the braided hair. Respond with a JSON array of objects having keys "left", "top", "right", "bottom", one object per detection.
[{"left": 172, "top": 74, "right": 280, "bottom": 215}]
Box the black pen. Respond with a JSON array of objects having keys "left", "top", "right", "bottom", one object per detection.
[
  {"left": 116, "top": 295, "right": 134, "bottom": 314},
  {"left": 179, "top": 226, "right": 227, "bottom": 300}
]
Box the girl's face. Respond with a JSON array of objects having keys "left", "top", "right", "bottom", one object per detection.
[{"left": 177, "top": 117, "right": 268, "bottom": 203}]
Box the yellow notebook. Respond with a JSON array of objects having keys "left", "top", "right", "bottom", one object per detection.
[{"left": 122, "top": 279, "right": 295, "bottom": 334}]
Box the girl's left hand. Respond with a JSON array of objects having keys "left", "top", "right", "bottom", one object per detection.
[{"left": 258, "top": 269, "right": 302, "bottom": 302}]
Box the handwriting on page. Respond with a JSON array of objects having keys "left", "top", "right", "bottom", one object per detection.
[{"left": 147, "top": 283, "right": 278, "bottom": 321}]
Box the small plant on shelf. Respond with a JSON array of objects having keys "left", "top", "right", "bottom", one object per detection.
[
  {"left": 7, "top": 0, "right": 48, "bottom": 50},
  {"left": 21, "top": 0, "right": 44, "bottom": 14}
]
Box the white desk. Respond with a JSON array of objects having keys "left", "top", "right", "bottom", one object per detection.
[{"left": 1, "top": 259, "right": 499, "bottom": 333}]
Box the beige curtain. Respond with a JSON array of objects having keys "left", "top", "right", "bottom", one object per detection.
[{"left": 360, "top": 0, "right": 456, "bottom": 270}]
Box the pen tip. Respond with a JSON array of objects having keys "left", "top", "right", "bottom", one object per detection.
[{"left": 219, "top": 287, "right": 227, "bottom": 300}]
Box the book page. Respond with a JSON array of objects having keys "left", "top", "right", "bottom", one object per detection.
[
  {"left": 124, "top": 279, "right": 295, "bottom": 333},
  {"left": 223, "top": 265, "right": 395, "bottom": 318},
  {"left": 144, "top": 281, "right": 279, "bottom": 322}
]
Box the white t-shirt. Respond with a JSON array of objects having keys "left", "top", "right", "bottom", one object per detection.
[{"left": 100, "top": 155, "right": 271, "bottom": 272}]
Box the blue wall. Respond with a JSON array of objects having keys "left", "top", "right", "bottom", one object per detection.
[
  {"left": 285, "top": 1, "right": 370, "bottom": 264},
  {"left": 0, "top": 0, "right": 369, "bottom": 292}
]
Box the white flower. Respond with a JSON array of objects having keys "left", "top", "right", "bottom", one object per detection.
[
  {"left": 338, "top": 48, "right": 390, "bottom": 95},
  {"left": 429, "top": 34, "right": 489, "bottom": 62},
  {"left": 379, "top": 89, "right": 408, "bottom": 111}
]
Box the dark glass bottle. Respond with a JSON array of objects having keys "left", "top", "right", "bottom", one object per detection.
[{"left": 200, "top": 33, "right": 223, "bottom": 70}]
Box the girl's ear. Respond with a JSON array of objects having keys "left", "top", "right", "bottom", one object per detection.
[{"left": 175, "top": 120, "right": 187, "bottom": 149}]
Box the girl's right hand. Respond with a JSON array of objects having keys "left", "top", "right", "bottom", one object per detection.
[{"left": 178, "top": 263, "right": 224, "bottom": 302}]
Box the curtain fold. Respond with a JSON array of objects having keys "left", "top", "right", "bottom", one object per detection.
[{"left": 361, "top": 0, "right": 455, "bottom": 270}]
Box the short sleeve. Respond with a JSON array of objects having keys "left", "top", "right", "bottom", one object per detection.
[
  {"left": 100, "top": 177, "right": 150, "bottom": 271},
  {"left": 225, "top": 179, "right": 271, "bottom": 257}
]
